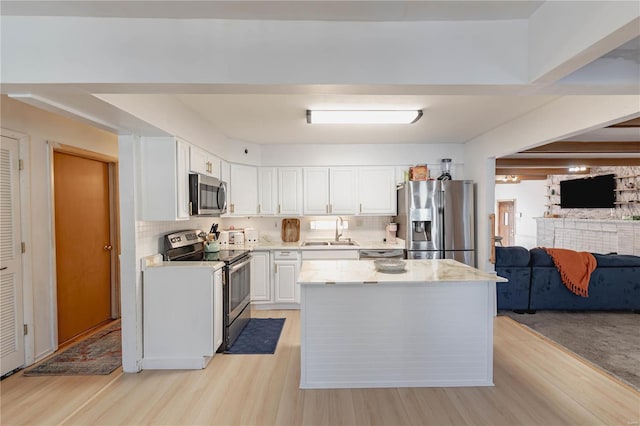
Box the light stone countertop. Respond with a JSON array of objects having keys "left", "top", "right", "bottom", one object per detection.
[
  {"left": 224, "top": 239, "right": 406, "bottom": 251},
  {"left": 298, "top": 259, "right": 508, "bottom": 285}
]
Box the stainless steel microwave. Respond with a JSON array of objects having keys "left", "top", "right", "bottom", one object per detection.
[{"left": 188, "top": 174, "right": 227, "bottom": 216}]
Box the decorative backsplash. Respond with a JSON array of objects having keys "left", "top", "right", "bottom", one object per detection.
[{"left": 545, "top": 166, "right": 640, "bottom": 219}]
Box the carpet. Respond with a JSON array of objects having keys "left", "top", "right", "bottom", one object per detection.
[
  {"left": 23, "top": 322, "right": 121, "bottom": 376},
  {"left": 225, "top": 318, "right": 285, "bottom": 354},
  {"left": 502, "top": 311, "right": 640, "bottom": 390}
]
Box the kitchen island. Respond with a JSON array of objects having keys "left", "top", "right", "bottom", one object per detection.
[{"left": 297, "top": 259, "right": 507, "bottom": 389}]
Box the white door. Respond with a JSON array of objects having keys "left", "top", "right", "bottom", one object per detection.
[
  {"left": 274, "top": 262, "right": 297, "bottom": 303},
  {"left": 330, "top": 167, "right": 357, "bottom": 214},
  {"left": 189, "top": 144, "right": 210, "bottom": 175},
  {"left": 0, "top": 136, "right": 25, "bottom": 375},
  {"left": 358, "top": 167, "right": 397, "bottom": 215},
  {"left": 303, "top": 167, "right": 330, "bottom": 215},
  {"left": 258, "top": 167, "right": 278, "bottom": 215},
  {"left": 250, "top": 252, "right": 271, "bottom": 302},
  {"left": 278, "top": 167, "right": 303, "bottom": 215},
  {"left": 213, "top": 268, "right": 223, "bottom": 352},
  {"left": 229, "top": 164, "right": 258, "bottom": 215}
]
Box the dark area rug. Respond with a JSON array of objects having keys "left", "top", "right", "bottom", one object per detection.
[
  {"left": 23, "top": 322, "right": 121, "bottom": 376},
  {"left": 225, "top": 318, "right": 285, "bottom": 354},
  {"left": 502, "top": 311, "right": 640, "bottom": 390}
]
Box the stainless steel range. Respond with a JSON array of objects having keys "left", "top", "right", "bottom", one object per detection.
[{"left": 163, "top": 229, "right": 251, "bottom": 351}]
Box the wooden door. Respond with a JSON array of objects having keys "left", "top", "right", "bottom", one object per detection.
[
  {"left": 497, "top": 200, "right": 515, "bottom": 246},
  {"left": 0, "top": 135, "right": 25, "bottom": 375},
  {"left": 54, "top": 152, "right": 112, "bottom": 344}
]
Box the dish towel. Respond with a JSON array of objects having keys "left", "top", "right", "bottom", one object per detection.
[{"left": 543, "top": 248, "right": 597, "bottom": 297}]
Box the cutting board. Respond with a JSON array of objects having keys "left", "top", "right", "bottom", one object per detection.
[{"left": 281, "top": 218, "right": 301, "bottom": 242}]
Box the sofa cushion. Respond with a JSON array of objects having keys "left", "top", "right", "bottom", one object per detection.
[
  {"left": 593, "top": 253, "right": 640, "bottom": 268},
  {"left": 530, "top": 247, "right": 554, "bottom": 266},
  {"left": 496, "top": 246, "right": 530, "bottom": 267}
]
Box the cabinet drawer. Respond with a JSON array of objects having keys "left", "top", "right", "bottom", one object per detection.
[
  {"left": 273, "top": 250, "right": 300, "bottom": 261},
  {"left": 302, "top": 250, "right": 359, "bottom": 260}
]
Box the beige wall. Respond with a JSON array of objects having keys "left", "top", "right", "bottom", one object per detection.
[{"left": 1, "top": 95, "right": 118, "bottom": 361}]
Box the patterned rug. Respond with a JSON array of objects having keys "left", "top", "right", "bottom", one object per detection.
[
  {"left": 502, "top": 311, "right": 640, "bottom": 390},
  {"left": 23, "top": 322, "right": 121, "bottom": 376},
  {"left": 225, "top": 318, "right": 285, "bottom": 354}
]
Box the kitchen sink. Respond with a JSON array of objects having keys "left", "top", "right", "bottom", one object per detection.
[
  {"left": 330, "top": 241, "right": 359, "bottom": 246},
  {"left": 303, "top": 241, "right": 331, "bottom": 246}
]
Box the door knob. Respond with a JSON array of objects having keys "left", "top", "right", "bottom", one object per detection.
[{"left": 103, "top": 245, "right": 113, "bottom": 251}]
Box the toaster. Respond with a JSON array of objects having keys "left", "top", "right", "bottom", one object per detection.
[{"left": 244, "top": 228, "right": 259, "bottom": 244}]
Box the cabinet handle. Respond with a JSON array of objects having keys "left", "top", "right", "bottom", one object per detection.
[
  {"left": 278, "top": 204, "right": 281, "bottom": 214},
  {"left": 329, "top": 204, "right": 332, "bottom": 213},
  {"left": 258, "top": 204, "right": 261, "bottom": 213},
  {"left": 359, "top": 203, "right": 362, "bottom": 213},
  {"left": 275, "top": 264, "right": 278, "bottom": 273}
]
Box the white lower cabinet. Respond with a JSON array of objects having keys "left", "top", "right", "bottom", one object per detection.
[
  {"left": 273, "top": 250, "right": 301, "bottom": 305},
  {"left": 142, "top": 265, "right": 223, "bottom": 370},
  {"left": 250, "top": 251, "right": 271, "bottom": 303}
]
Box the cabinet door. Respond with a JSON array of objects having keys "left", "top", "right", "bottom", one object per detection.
[
  {"left": 189, "top": 145, "right": 210, "bottom": 175},
  {"left": 175, "top": 138, "right": 191, "bottom": 219},
  {"left": 275, "top": 262, "right": 297, "bottom": 303},
  {"left": 229, "top": 164, "right": 258, "bottom": 215},
  {"left": 140, "top": 137, "right": 190, "bottom": 221},
  {"left": 214, "top": 268, "right": 223, "bottom": 352},
  {"left": 278, "top": 167, "right": 303, "bottom": 215},
  {"left": 250, "top": 252, "right": 271, "bottom": 302},
  {"left": 258, "top": 167, "right": 278, "bottom": 215},
  {"left": 303, "top": 167, "right": 330, "bottom": 215},
  {"left": 358, "top": 166, "right": 397, "bottom": 215},
  {"left": 330, "top": 167, "right": 357, "bottom": 215}
]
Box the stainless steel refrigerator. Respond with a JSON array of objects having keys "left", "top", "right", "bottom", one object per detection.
[{"left": 396, "top": 180, "right": 475, "bottom": 266}]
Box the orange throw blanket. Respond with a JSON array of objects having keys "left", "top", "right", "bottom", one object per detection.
[{"left": 543, "top": 248, "right": 596, "bottom": 298}]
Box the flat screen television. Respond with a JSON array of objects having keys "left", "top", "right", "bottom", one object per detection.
[{"left": 560, "top": 174, "right": 616, "bottom": 208}]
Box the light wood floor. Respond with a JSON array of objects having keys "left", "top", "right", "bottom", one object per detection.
[{"left": 2, "top": 309, "right": 638, "bottom": 426}]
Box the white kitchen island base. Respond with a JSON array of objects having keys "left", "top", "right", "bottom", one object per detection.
[{"left": 299, "top": 259, "right": 504, "bottom": 389}]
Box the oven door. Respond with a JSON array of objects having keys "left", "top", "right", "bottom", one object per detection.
[
  {"left": 227, "top": 256, "right": 251, "bottom": 323},
  {"left": 189, "top": 174, "right": 227, "bottom": 216}
]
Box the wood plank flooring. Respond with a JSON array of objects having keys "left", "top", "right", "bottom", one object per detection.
[{"left": 2, "top": 309, "right": 638, "bottom": 425}]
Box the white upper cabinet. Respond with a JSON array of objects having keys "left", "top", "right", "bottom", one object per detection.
[
  {"left": 358, "top": 166, "right": 397, "bottom": 215},
  {"left": 189, "top": 145, "right": 220, "bottom": 179},
  {"left": 228, "top": 163, "right": 258, "bottom": 215},
  {"left": 258, "top": 167, "right": 278, "bottom": 215},
  {"left": 303, "top": 167, "right": 330, "bottom": 215},
  {"left": 329, "top": 167, "right": 358, "bottom": 215},
  {"left": 278, "top": 167, "right": 303, "bottom": 215},
  {"left": 303, "top": 167, "right": 357, "bottom": 215},
  {"left": 140, "top": 136, "right": 190, "bottom": 221}
]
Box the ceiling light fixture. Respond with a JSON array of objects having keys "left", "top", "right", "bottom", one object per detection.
[
  {"left": 568, "top": 166, "right": 587, "bottom": 172},
  {"left": 306, "top": 109, "right": 423, "bottom": 124}
]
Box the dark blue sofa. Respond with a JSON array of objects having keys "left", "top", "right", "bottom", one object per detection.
[
  {"left": 496, "top": 246, "right": 640, "bottom": 311},
  {"left": 495, "top": 246, "right": 531, "bottom": 311}
]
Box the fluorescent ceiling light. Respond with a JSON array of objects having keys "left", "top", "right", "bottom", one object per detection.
[{"left": 306, "top": 110, "right": 422, "bottom": 124}]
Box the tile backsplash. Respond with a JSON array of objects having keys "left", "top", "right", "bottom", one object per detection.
[{"left": 135, "top": 216, "right": 394, "bottom": 259}]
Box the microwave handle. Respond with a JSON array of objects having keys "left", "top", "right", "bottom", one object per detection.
[{"left": 219, "top": 182, "right": 228, "bottom": 213}]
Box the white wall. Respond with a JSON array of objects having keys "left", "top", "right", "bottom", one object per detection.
[
  {"left": 495, "top": 180, "right": 546, "bottom": 249},
  {"left": 1, "top": 95, "right": 118, "bottom": 361},
  {"left": 464, "top": 94, "right": 640, "bottom": 271}
]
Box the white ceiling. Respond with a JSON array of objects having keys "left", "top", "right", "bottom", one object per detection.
[
  {"left": 176, "top": 94, "right": 558, "bottom": 145},
  {"left": 0, "top": 1, "right": 545, "bottom": 21},
  {"left": 1, "top": 1, "right": 638, "bottom": 148}
]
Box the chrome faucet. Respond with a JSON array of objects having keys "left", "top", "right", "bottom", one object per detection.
[{"left": 335, "top": 216, "right": 344, "bottom": 242}]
